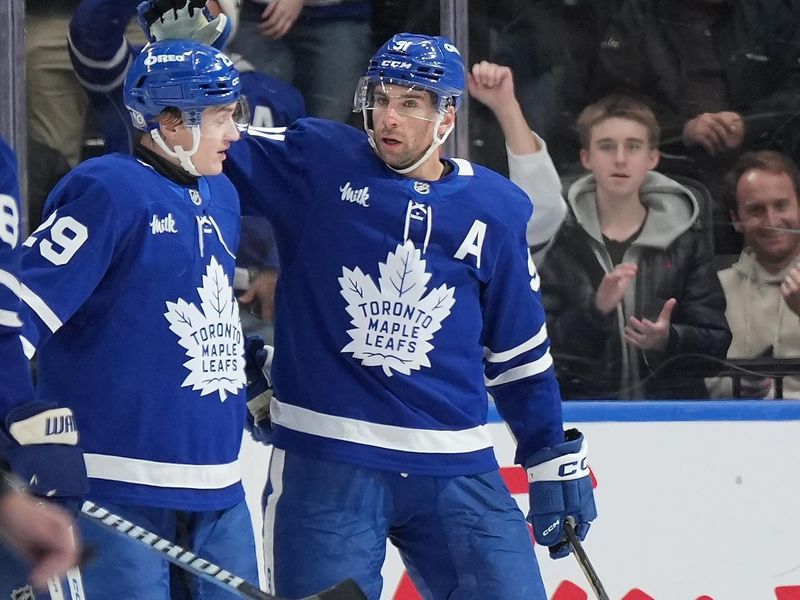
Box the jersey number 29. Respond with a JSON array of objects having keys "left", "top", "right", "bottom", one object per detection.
[{"left": 23, "top": 211, "right": 88, "bottom": 266}]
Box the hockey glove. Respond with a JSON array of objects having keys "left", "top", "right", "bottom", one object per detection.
[
  {"left": 525, "top": 428, "right": 597, "bottom": 559},
  {"left": 137, "top": 0, "right": 231, "bottom": 50},
  {"left": 0, "top": 402, "right": 88, "bottom": 514},
  {"left": 243, "top": 336, "right": 274, "bottom": 445}
]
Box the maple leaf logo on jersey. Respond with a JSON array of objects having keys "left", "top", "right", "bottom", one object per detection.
[
  {"left": 339, "top": 240, "right": 456, "bottom": 376},
  {"left": 164, "top": 256, "right": 245, "bottom": 400}
]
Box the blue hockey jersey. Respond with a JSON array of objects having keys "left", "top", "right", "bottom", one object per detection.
[
  {"left": 19, "top": 153, "right": 247, "bottom": 510},
  {"left": 0, "top": 137, "right": 34, "bottom": 415},
  {"left": 225, "top": 119, "right": 564, "bottom": 475}
]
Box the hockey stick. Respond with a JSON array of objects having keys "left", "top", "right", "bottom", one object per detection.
[
  {"left": 564, "top": 518, "right": 609, "bottom": 600},
  {"left": 79, "top": 501, "right": 366, "bottom": 600}
]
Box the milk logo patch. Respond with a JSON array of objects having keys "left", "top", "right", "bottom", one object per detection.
[
  {"left": 164, "top": 256, "right": 245, "bottom": 400},
  {"left": 340, "top": 182, "right": 370, "bottom": 207},
  {"left": 339, "top": 240, "right": 456, "bottom": 376},
  {"left": 151, "top": 212, "right": 178, "bottom": 234}
]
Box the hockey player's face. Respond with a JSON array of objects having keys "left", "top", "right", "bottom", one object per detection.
[
  {"left": 173, "top": 103, "right": 241, "bottom": 176},
  {"left": 370, "top": 84, "right": 440, "bottom": 170},
  {"left": 580, "top": 118, "right": 659, "bottom": 199}
]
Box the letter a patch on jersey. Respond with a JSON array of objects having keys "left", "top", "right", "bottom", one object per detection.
[
  {"left": 164, "top": 256, "right": 246, "bottom": 400},
  {"left": 338, "top": 240, "right": 455, "bottom": 376}
]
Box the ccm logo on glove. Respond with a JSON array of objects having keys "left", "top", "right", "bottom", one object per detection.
[
  {"left": 526, "top": 443, "right": 589, "bottom": 482},
  {"left": 541, "top": 519, "right": 560, "bottom": 537}
]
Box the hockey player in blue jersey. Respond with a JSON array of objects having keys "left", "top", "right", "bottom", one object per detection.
[
  {"left": 0, "top": 136, "right": 85, "bottom": 593},
  {"left": 225, "top": 35, "right": 597, "bottom": 600},
  {"left": 138, "top": 7, "right": 596, "bottom": 597},
  {"left": 5, "top": 40, "right": 259, "bottom": 599}
]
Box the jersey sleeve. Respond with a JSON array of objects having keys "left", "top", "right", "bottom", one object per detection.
[
  {"left": 224, "top": 120, "right": 316, "bottom": 229},
  {"left": 19, "top": 169, "right": 126, "bottom": 351},
  {"left": 481, "top": 202, "right": 564, "bottom": 464},
  {"left": 506, "top": 133, "right": 567, "bottom": 251},
  {"left": 0, "top": 137, "right": 35, "bottom": 414},
  {"left": 68, "top": 0, "right": 139, "bottom": 154}
]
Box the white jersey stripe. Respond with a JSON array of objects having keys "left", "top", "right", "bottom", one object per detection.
[
  {"left": 0, "top": 268, "right": 21, "bottom": 296},
  {"left": 270, "top": 398, "right": 493, "bottom": 454},
  {"left": 247, "top": 127, "right": 286, "bottom": 141},
  {"left": 484, "top": 323, "right": 548, "bottom": 363},
  {"left": 84, "top": 454, "right": 241, "bottom": 489},
  {"left": 0, "top": 308, "right": 21, "bottom": 327},
  {"left": 19, "top": 335, "right": 35, "bottom": 359},
  {"left": 72, "top": 56, "right": 132, "bottom": 93},
  {"left": 68, "top": 34, "right": 129, "bottom": 70},
  {"left": 484, "top": 352, "right": 553, "bottom": 387},
  {"left": 451, "top": 158, "right": 474, "bottom": 176},
  {"left": 19, "top": 283, "right": 63, "bottom": 333}
]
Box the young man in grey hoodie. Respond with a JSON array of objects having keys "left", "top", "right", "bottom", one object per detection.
[
  {"left": 539, "top": 94, "right": 731, "bottom": 399},
  {"left": 707, "top": 151, "right": 800, "bottom": 399}
]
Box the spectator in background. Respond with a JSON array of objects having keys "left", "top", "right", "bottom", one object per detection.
[
  {"left": 229, "top": 0, "right": 371, "bottom": 122},
  {"left": 471, "top": 0, "right": 605, "bottom": 174},
  {"left": 26, "top": 0, "right": 88, "bottom": 230},
  {"left": 592, "top": 0, "right": 800, "bottom": 254},
  {"left": 707, "top": 151, "right": 800, "bottom": 399},
  {"left": 539, "top": 95, "right": 731, "bottom": 399},
  {"left": 68, "top": 0, "right": 307, "bottom": 342}
]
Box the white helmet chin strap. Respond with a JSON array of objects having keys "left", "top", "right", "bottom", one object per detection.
[
  {"left": 150, "top": 127, "right": 202, "bottom": 177},
  {"left": 363, "top": 110, "right": 455, "bottom": 176}
]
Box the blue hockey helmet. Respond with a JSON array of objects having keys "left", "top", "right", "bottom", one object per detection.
[
  {"left": 353, "top": 33, "right": 466, "bottom": 116},
  {"left": 124, "top": 39, "right": 243, "bottom": 132}
]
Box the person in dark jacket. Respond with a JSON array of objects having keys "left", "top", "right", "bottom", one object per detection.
[
  {"left": 591, "top": 0, "right": 800, "bottom": 254},
  {"left": 540, "top": 95, "right": 731, "bottom": 399}
]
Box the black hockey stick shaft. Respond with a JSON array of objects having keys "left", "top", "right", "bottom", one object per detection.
[
  {"left": 564, "top": 519, "right": 610, "bottom": 600},
  {"left": 80, "top": 501, "right": 366, "bottom": 600}
]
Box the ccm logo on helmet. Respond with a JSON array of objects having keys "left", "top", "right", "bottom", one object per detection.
[
  {"left": 144, "top": 52, "right": 189, "bottom": 66},
  {"left": 443, "top": 43, "right": 461, "bottom": 55},
  {"left": 380, "top": 60, "right": 412, "bottom": 69}
]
